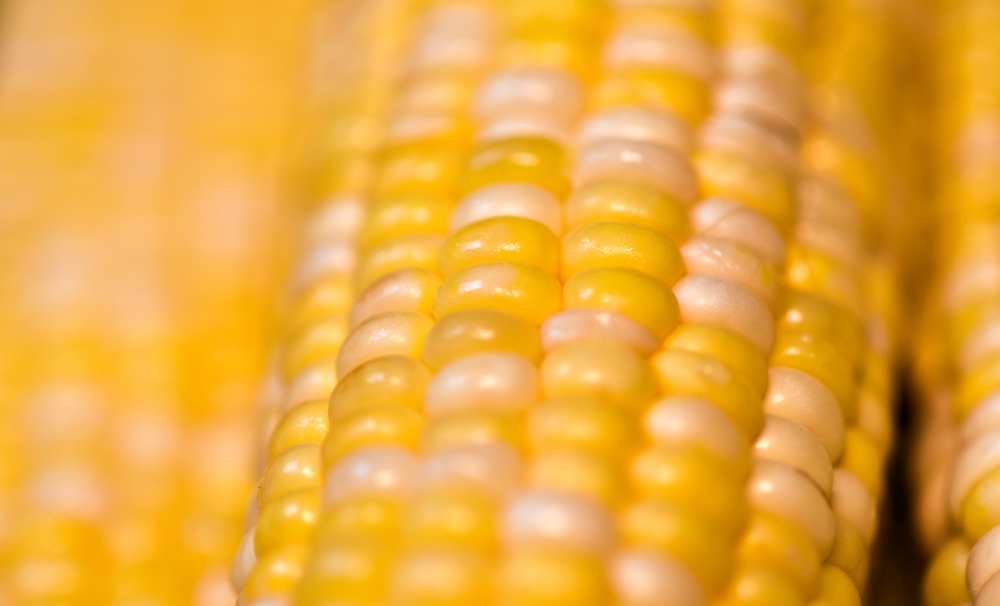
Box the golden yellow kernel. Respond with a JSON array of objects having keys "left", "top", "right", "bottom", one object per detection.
[
  {"left": 329, "top": 355, "right": 432, "bottom": 420},
  {"left": 564, "top": 179, "right": 690, "bottom": 246},
  {"left": 593, "top": 69, "right": 711, "bottom": 125},
  {"left": 630, "top": 446, "right": 747, "bottom": 538},
  {"left": 695, "top": 147, "right": 794, "bottom": 234},
  {"left": 526, "top": 448, "right": 629, "bottom": 509},
  {"left": 422, "top": 409, "right": 528, "bottom": 454},
  {"left": 563, "top": 267, "right": 680, "bottom": 339},
  {"left": 777, "top": 290, "right": 865, "bottom": 371},
  {"left": 561, "top": 221, "right": 685, "bottom": 286},
  {"left": 620, "top": 499, "right": 734, "bottom": 594},
  {"left": 356, "top": 236, "right": 445, "bottom": 291},
  {"left": 374, "top": 145, "right": 463, "bottom": 198},
  {"left": 434, "top": 262, "right": 562, "bottom": 326},
  {"left": 254, "top": 489, "right": 322, "bottom": 556},
  {"left": 440, "top": 216, "right": 561, "bottom": 277},
  {"left": 737, "top": 511, "right": 822, "bottom": 600},
  {"left": 283, "top": 316, "right": 349, "bottom": 378},
  {"left": 499, "top": 548, "right": 612, "bottom": 606},
  {"left": 459, "top": 137, "right": 569, "bottom": 198},
  {"left": 322, "top": 404, "right": 424, "bottom": 469},
  {"left": 528, "top": 397, "right": 639, "bottom": 460},
  {"left": 838, "top": 428, "right": 884, "bottom": 499},
  {"left": 650, "top": 349, "right": 763, "bottom": 440},
  {"left": 401, "top": 486, "right": 499, "bottom": 555},
  {"left": 922, "top": 537, "right": 971, "bottom": 606},
  {"left": 360, "top": 195, "right": 453, "bottom": 252},
  {"left": 541, "top": 342, "right": 659, "bottom": 413},
  {"left": 259, "top": 443, "right": 323, "bottom": 508},
  {"left": 784, "top": 245, "right": 862, "bottom": 319},
  {"left": 269, "top": 399, "right": 330, "bottom": 459},
  {"left": 315, "top": 494, "right": 404, "bottom": 543},
  {"left": 242, "top": 544, "right": 308, "bottom": 602},
  {"left": 422, "top": 309, "right": 543, "bottom": 370},
  {"left": 823, "top": 518, "right": 869, "bottom": 592},
  {"left": 665, "top": 322, "right": 768, "bottom": 398},
  {"left": 769, "top": 331, "right": 857, "bottom": 424}
]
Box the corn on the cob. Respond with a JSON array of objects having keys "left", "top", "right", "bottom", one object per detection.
[{"left": 227, "top": 0, "right": 915, "bottom": 604}]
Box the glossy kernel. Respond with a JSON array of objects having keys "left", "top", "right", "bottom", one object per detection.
[
  {"left": 329, "top": 355, "right": 432, "bottom": 420},
  {"left": 259, "top": 443, "right": 323, "bottom": 508},
  {"left": 563, "top": 267, "right": 680, "bottom": 339},
  {"left": 736, "top": 511, "right": 822, "bottom": 599},
  {"left": 254, "top": 489, "right": 322, "bottom": 556},
  {"left": 440, "top": 216, "right": 561, "bottom": 277},
  {"left": 350, "top": 268, "right": 443, "bottom": 328},
  {"left": 564, "top": 179, "right": 690, "bottom": 246},
  {"left": 541, "top": 342, "right": 659, "bottom": 413},
  {"left": 359, "top": 195, "right": 452, "bottom": 252},
  {"left": 434, "top": 262, "right": 562, "bottom": 326},
  {"left": 356, "top": 236, "right": 445, "bottom": 290},
  {"left": 336, "top": 311, "right": 435, "bottom": 377},
  {"left": 561, "top": 221, "right": 685, "bottom": 285},
  {"left": 529, "top": 397, "right": 639, "bottom": 460},
  {"left": 664, "top": 322, "right": 768, "bottom": 398},
  {"left": 459, "top": 137, "right": 570, "bottom": 198},
  {"left": 269, "top": 399, "right": 330, "bottom": 459},
  {"left": 322, "top": 404, "right": 425, "bottom": 468}
]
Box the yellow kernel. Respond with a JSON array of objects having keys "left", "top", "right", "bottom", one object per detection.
[
  {"left": 322, "top": 404, "right": 425, "bottom": 468},
  {"left": 784, "top": 245, "right": 862, "bottom": 318},
  {"left": 374, "top": 145, "right": 463, "bottom": 198},
  {"left": 769, "top": 331, "right": 857, "bottom": 424},
  {"left": 283, "top": 316, "right": 349, "bottom": 378},
  {"left": 695, "top": 147, "right": 794, "bottom": 234},
  {"left": 714, "top": 564, "right": 806, "bottom": 606},
  {"left": 286, "top": 275, "right": 354, "bottom": 334},
  {"left": 389, "top": 549, "right": 493, "bottom": 606},
  {"left": 401, "top": 486, "right": 499, "bottom": 555},
  {"left": 528, "top": 397, "right": 639, "bottom": 460},
  {"left": 259, "top": 443, "right": 323, "bottom": 508},
  {"left": 316, "top": 494, "right": 404, "bottom": 543},
  {"left": 500, "top": 29, "right": 598, "bottom": 84},
  {"left": 665, "top": 323, "right": 768, "bottom": 398},
  {"left": 294, "top": 537, "right": 392, "bottom": 605},
  {"left": 359, "top": 195, "right": 453, "bottom": 252},
  {"left": 422, "top": 410, "right": 528, "bottom": 454},
  {"left": 961, "top": 465, "right": 1000, "bottom": 542},
  {"left": 541, "top": 342, "right": 659, "bottom": 413},
  {"left": 593, "top": 69, "right": 711, "bottom": 125},
  {"left": 269, "top": 399, "right": 329, "bottom": 459},
  {"left": 422, "top": 309, "right": 543, "bottom": 370},
  {"left": 254, "top": 489, "right": 322, "bottom": 557},
  {"left": 563, "top": 267, "right": 680, "bottom": 339},
  {"left": 808, "top": 565, "right": 862, "bottom": 606},
  {"left": 737, "top": 511, "right": 822, "bottom": 600},
  {"left": 650, "top": 349, "right": 763, "bottom": 440},
  {"left": 561, "top": 221, "right": 684, "bottom": 286},
  {"left": 922, "top": 538, "right": 971, "bottom": 606},
  {"left": 336, "top": 311, "right": 435, "bottom": 377},
  {"left": 434, "top": 262, "right": 562, "bottom": 326},
  {"left": 242, "top": 544, "right": 308, "bottom": 602},
  {"left": 778, "top": 289, "right": 865, "bottom": 369},
  {"left": 839, "top": 428, "right": 884, "bottom": 499},
  {"left": 329, "top": 355, "right": 432, "bottom": 420},
  {"left": 956, "top": 352, "right": 1000, "bottom": 421},
  {"left": 350, "top": 268, "right": 442, "bottom": 328},
  {"left": 499, "top": 548, "right": 612, "bottom": 606},
  {"left": 620, "top": 499, "right": 734, "bottom": 594},
  {"left": 439, "top": 216, "right": 561, "bottom": 277},
  {"left": 459, "top": 137, "right": 569, "bottom": 198},
  {"left": 356, "top": 236, "right": 445, "bottom": 291},
  {"left": 823, "top": 518, "right": 869, "bottom": 592},
  {"left": 630, "top": 447, "right": 747, "bottom": 538},
  {"left": 564, "top": 179, "right": 690, "bottom": 246},
  {"left": 526, "top": 448, "right": 629, "bottom": 508}
]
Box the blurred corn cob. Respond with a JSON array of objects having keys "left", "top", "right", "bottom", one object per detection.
[
  {"left": 227, "top": 0, "right": 918, "bottom": 604},
  {"left": 0, "top": 0, "right": 319, "bottom": 604},
  {"left": 911, "top": 0, "right": 1000, "bottom": 604}
]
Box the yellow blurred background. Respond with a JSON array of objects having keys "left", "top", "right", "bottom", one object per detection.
[{"left": 0, "top": 0, "right": 336, "bottom": 603}]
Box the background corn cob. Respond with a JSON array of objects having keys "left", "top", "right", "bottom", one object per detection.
[
  {"left": 0, "top": 0, "right": 320, "bottom": 603},
  {"left": 228, "top": 0, "right": 918, "bottom": 604},
  {"left": 911, "top": 0, "right": 1000, "bottom": 603}
]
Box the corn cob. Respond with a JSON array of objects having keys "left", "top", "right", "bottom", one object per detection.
[
  {"left": 226, "top": 0, "right": 916, "bottom": 604},
  {"left": 912, "top": 0, "right": 1000, "bottom": 603}
]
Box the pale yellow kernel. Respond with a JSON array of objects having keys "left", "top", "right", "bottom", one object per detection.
[
  {"left": 422, "top": 410, "right": 527, "bottom": 454},
  {"left": 673, "top": 273, "right": 774, "bottom": 355},
  {"left": 350, "top": 268, "right": 443, "bottom": 328},
  {"left": 424, "top": 353, "right": 539, "bottom": 417},
  {"left": 540, "top": 309, "right": 661, "bottom": 355},
  {"left": 336, "top": 311, "right": 435, "bottom": 377},
  {"left": 754, "top": 414, "right": 833, "bottom": 497},
  {"left": 764, "top": 367, "right": 844, "bottom": 462}
]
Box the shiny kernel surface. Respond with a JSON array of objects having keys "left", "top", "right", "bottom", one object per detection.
[
  {"left": 561, "top": 221, "right": 685, "bottom": 285},
  {"left": 329, "top": 355, "right": 432, "bottom": 419},
  {"left": 439, "top": 216, "right": 561, "bottom": 277},
  {"left": 564, "top": 179, "right": 690, "bottom": 245},
  {"left": 434, "top": 262, "right": 562, "bottom": 326},
  {"left": 459, "top": 137, "right": 570, "bottom": 197},
  {"left": 563, "top": 267, "right": 680, "bottom": 339},
  {"left": 422, "top": 308, "right": 543, "bottom": 369}
]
